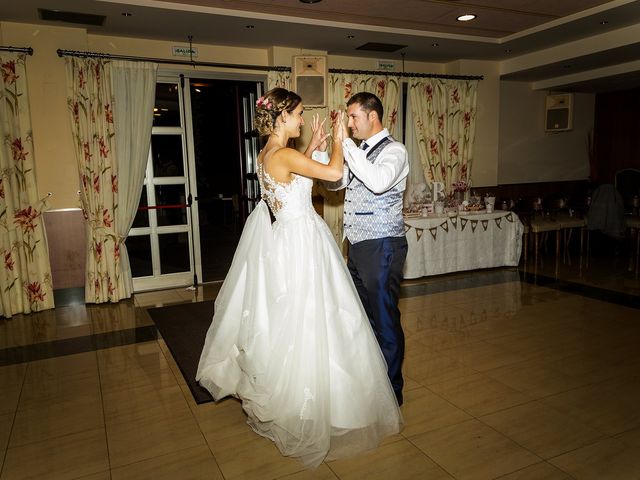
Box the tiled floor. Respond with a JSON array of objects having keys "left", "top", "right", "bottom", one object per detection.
[{"left": 1, "top": 247, "right": 639, "bottom": 480}]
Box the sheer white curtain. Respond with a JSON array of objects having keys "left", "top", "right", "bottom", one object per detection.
[{"left": 110, "top": 60, "right": 157, "bottom": 298}]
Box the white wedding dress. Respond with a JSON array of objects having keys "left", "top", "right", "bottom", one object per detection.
[{"left": 196, "top": 158, "right": 403, "bottom": 468}]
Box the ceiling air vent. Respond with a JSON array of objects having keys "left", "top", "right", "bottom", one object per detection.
[
  {"left": 38, "top": 8, "right": 106, "bottom": 26},
  {"left": 356, "top": 42, "right": 407, "bottom": 53}
]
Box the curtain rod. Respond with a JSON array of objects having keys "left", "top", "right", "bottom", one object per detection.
[
  {"left": 0, "top": 46, "right": 34, "bottom": 55},
  {"left": 328, "top": 68, "right": 483, "bottom": 80},
  {"left": 56, "top": 49, "right": 483, "bottom": 80},
  {"left": 56, "top": 49, "right": 289, "bottom": 72}
]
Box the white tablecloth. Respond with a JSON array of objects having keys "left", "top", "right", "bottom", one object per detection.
[{"left": 402, "top": 210, "right": 524, "bottom": 279}]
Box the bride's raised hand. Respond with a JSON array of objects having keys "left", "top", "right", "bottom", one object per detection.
[
  {"left": 332, "top": 110, "right": 346, "bottom": 143},
  {"left": 310, "top": 114, "right": 329, "bottom": 152}
]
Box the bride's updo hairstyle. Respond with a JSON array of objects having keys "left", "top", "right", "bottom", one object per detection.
[{"left": 254, "top": 88, "right": 302, "bottom": 136}]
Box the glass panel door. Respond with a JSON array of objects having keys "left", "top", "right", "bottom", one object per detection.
[
  {"left": 128, "top": 80, "right": 195, "bottom": 291},
  {"left": 188, "top": 78, "right": 262, "bottom": 282},
  {"left": 128, "top": 75, "right": 263, "bottom": 291}
]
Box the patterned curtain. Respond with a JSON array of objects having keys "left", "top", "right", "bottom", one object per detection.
[
  {"left": 328, "top": 74, "right": 401, "bottom": 137},
  {"left": 0, "top": 53, "right": 55, "bottom": 317},
  {"left": 323, "top": 73, "right": 402, "bottom": 246},
  {"left": 267, "top": 70, "right": 291, "bottom": 90},
  {"left": 408, "top": 78, "right": 478, "bottom": 196},
  {"left": 66, "top": 57, "right": 156, "bottom": 303}
]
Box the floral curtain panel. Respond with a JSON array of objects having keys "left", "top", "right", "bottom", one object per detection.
[
  {"left": 323, "top": 73, "right": 402, "bottom": 246},
  {"left": 65, "top": 57, "right": 156, "bottom": 303},
  {"left": 408, "top": 78, "right": 478, "bottom": 197},
  {"left": 328, "top": 74, "right": 401, "bottom": 137},
  {"left": 0, "top": 53, "right": 55, "bottom": 317},
  {"left": 267, "top": 70, "right": 291, "bottom": 90}
]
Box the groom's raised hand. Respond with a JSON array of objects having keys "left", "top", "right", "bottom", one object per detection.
[{"left": 332, "top": 110, "right": 347, "bottom": 143}]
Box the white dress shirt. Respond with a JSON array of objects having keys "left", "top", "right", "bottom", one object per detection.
[
  {"left": 322, "top": 129, "right": 409, "bottom": 193},
  {"left": 343, "top": 129, "right": 409, "bottom": 194}
]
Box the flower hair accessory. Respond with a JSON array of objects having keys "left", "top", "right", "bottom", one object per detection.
[{"left": 256, "top": 96, "right": 273, "bottom": 110}]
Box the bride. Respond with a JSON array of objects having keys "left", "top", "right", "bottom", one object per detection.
[{"left": 196, "top": 87, "right": 402, "bottom": 468}]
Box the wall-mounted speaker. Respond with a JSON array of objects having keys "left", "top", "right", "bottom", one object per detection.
[
  {"left": 292, "top": 55, "right": 327, "bottom": 107},
  {"left": 545, "top": 93, "right": 573, "bottom": 132}
]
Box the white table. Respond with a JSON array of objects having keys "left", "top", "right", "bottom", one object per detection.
[{"left": 402, "top": 210, "right": 524, "bottom": 279}]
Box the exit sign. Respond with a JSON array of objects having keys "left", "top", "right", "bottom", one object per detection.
[
  {"left": 172, "top": 46, "right": 198, "bottom": 57},
  {"left": 377, "top": 60, "right": 395, "bottom": 70}
]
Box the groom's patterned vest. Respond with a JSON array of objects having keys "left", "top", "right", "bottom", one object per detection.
[{"left": 343, "top": 136, "right": 406, "bottom": 243}]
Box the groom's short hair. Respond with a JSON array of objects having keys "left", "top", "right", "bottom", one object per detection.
[{"left": 347, "top": 92, "right": 383, "bottom": 123}]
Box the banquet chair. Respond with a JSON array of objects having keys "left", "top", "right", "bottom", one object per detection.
[
  {"left": 586, "top": 184, "right": 627, "bottom": 266},
  {"left": 529, "top": 216, "right": 561, "bottom": 263},
  {"left": 547, "top": 197, "right": 587, "bottom": 260},
  {"left": 520, "top": 197, "right": 558, "bottom": 262},
  {"left": 627, "top": 216, "right": 640, "bottom": 278},
  {"left": 614, "top": 168, "right": 640, "bottom": 212},
  {"left": 559, "top": 215, "right": 587, "bottom": 261},
  {"left": 587, "top": 184, "right": 626, "bottom": 238},
  {"left": 522, "top": 223, "right": 530, "bottom": 264}
]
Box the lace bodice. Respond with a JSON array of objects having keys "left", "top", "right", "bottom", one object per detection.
[{"left": 257, "top": 162, "right": 314, "bottom": 222}]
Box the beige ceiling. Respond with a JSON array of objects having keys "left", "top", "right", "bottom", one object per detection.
[
  {"left": 164, "top": 0, "right": 614, "bottom": 38},
  {"left": 1, "top": 0, "right": 639, "bottom": 92}
]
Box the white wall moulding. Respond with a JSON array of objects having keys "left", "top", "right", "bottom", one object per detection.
[{"left": 292, "top": 55, "right": 327, "bottom": 107}]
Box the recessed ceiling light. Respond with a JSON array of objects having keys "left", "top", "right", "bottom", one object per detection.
[
  {"left": 347, "top": 35, "right": 355, "bottom": 39},
  {"left": 299, "top": 0, "right": 322, "bottom": 3},
  {"left": 431, "top": 43, "right": 439, "bottom": 47},
  {"left": 121, "top": 12, "right": 132, "bottom": 17},
  {"left": 600, "top": 20, "right": 609, "bottom": 25},
  {"left": 246, "top": 25, "right": 255, "bottom": 29},
  {"left": 457, "top": 14, "right": 476, "bottom": 22}
]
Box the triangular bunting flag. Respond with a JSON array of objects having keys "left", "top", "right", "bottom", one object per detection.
[
  {"left": 481, "top": 219, "right": 489, "bottom": 231},
  {"left": 416, "top": 228, "right": 423, "bottom": 241},
  {"left": 460, "top": 217, "right": 468, "bottom": 231},
  {"left": 429, "top": 227, "right": 438, "bottom": 240},
  {"left": 495, "top": 217, "right": 502, "bottom": 229},
  {"left": 471, "top": 219, "right": 478, "bottom": 232},
  {"left": 404, "top": 223, "right": 411, "bottom": 233},
  {"left": 440, "top": 221, "right": 449, "bottom": 232},
  {"left": 450, "top": 217, "right": 458, "bottom": 229},
  {"left": 506, "top": 213, "right": 513, "bottom": 222}
]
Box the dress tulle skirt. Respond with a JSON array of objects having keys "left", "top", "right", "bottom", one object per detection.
[{"left": 196, "top": 201, "right": 403, "bottom": 467}]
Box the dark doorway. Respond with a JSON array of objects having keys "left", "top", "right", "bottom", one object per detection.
[{"left": 190, "top": 78, "right": 261, "bottom": 282}]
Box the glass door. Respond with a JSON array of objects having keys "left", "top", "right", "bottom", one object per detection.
[
  {"left": 187, "top": 78, "right": 262, "bottom": 282},
  {"left": 127, "top": 75, "right": 263, "bottom": 291},
  {"left": 128, "top": 80, "right": 195, "bottom": 291}
]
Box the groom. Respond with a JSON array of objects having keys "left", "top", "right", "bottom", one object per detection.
[{"left": 331, "top": 92, "right": 409, "bottom": 406}]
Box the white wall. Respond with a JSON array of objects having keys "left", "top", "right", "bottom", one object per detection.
[{"left": 498, "top": 81, "right": 594, "bottom": 184}]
